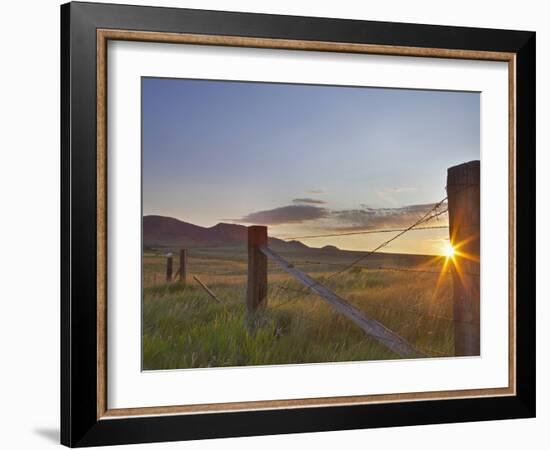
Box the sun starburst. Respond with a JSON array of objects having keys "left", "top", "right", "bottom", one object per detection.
[{"left": 442, "top": 241, "right": 455, "bottom": 259}]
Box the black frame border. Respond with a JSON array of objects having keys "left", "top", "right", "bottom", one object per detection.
[{"left": 61, "top": 2, "right": 535, "bottom": 447}]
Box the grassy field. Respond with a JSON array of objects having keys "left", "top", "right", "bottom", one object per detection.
[{"left": 142, "top": 246, "right": 454, "bottom": 370}]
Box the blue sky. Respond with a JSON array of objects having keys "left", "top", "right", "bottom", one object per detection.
[{"left": 142, "top": 77, "right": 479, "bottom": 254}]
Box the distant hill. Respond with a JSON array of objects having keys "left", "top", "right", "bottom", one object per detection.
[
  {"left": 143, "top": 215, "right": 309, "bottom": 251},
  {"left": 142, "top": 216, "right": 435, "bottom": 266}
]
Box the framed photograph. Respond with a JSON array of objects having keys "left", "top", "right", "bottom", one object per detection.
[{"left": 61, "top": 2, "right": 535, "bottom": 447}]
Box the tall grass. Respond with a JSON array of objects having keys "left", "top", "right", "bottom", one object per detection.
[{"left": 142, "top": 252, "right": 454, "bottom": 370}]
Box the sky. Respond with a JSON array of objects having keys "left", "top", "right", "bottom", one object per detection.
[{"left": 142, "top": 77, "right": 479, "bottom": 255}]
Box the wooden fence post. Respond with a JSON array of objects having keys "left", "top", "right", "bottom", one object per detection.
[
  {"left": 447, "top": 160, "right": 480, "bottom": 356},
  {"left": 165, "top": 253, "right": 173, "bottom": 283},
  {"left": 179, "top": 249, "right": 188, "bottom": 283},
  {"left": 246, "top": 225, "right": 268, "bottom": 313}
]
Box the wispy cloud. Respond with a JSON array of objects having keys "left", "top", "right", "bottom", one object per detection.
[
  {"left": 238, "top": 205, "right": 329, "bottom": 225},
  {"left": 292, "top": 198, "right": 327, "bottom": 205},
  {"left": 237, "top": 198, "right": 446, "bottom": 230},
  {"left": 331, "top": 202, "right": 447, "bottom": 231},
  {"left": 308, "top": 189, "right": 325, "bottom": 195},
  {"left": 386, "top": 187, "right": 417, "bottom": 193},
  {"left": 376, "top": 187, "right": 418, "bottom": 206}
]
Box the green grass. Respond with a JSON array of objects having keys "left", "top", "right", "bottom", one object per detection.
[{"left": 142, "top": 249, "right": 455, "bottom": 370}]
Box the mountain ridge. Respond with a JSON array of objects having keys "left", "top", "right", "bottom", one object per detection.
[{"left": 143, "top": 215, "right": 308, "bottom": 251}]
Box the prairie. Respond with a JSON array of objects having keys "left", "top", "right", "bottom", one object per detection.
[{"left": 142, "top": 246, "right": 454, "bottom": 370}]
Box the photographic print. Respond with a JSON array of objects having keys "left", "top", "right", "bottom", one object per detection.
[{"left": 141, "top": 77, "right": 480, "bottom": 370}]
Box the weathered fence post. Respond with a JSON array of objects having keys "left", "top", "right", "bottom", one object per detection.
[
  {"left": 447, "top": 160, "right": 480, "bottom": 356},
  {"left": 246, "top": 225, "right": 268, "bottom": 313},
  {"left": 179, "top": 249, "right": 188, "bottom": 283},
  {"left": 165, "top": 253, "right": 173, "bottom": 283}
]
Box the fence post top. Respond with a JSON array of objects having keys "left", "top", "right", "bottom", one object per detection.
[
  {"left": 248, "top": 225, "right": 267, "bottom": 231},
  {"left": 248, "top": 225, "right": 268, "bottom": 246},
  {"left": 448, "top": 159, "right": 480, "bottom": 171},
  {"left": 447, "top": 160, "right": 480, "bottom": 185}
]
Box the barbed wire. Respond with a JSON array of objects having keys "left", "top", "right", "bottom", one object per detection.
[
  {"left": 374, "top": 266, "right": 450, "bottom": 275},
  {"left": 291, "top": 262, "right": 477, "bottom": 278},
  {"left": 282, "top": 224, "right": 448, "bottom": 241},
  {"left": 270, "top": 196, "right": 450, "bottom": 314},
  {"left": 321, "top": 200, "right": 448, "bottom": 281},
  {"left": 144, "top": 243, "right": 247, "bottom": 257},
  {"left": 273, "top": 198, "right": 447, "bottom": 297},
  {"left": 294, "top": 260, "right": 448, "bottom": 273},
  {"left": 270, "top": 285, "right": 307, "bottom": 309}
]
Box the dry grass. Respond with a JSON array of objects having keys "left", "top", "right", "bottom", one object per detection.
[{"left": 142, "top": 249, "right": 455, "bottom": 370}]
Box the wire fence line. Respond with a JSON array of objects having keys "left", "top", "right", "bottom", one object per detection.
[
  {"left": 278, "top": 196, "right": 449, "bottom": 302},
  {"left": 282, "top": 224, "right": 448, "bottom": 241},
  {"left": 293, "top": 260, "right": 450, "bottom": 273},
  {"left": 287, "top": 262, "right": 477, "bottom": 278},
  {"left": 322, "top": 200, "right": 448, "bottom": 281},
  {"left": 144, "top": 243, "right": 249, "bottom": 257}
]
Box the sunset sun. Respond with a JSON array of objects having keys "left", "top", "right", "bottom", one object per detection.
[{"left": 442, "top": 241, "right": 455, "bottom": 258}]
